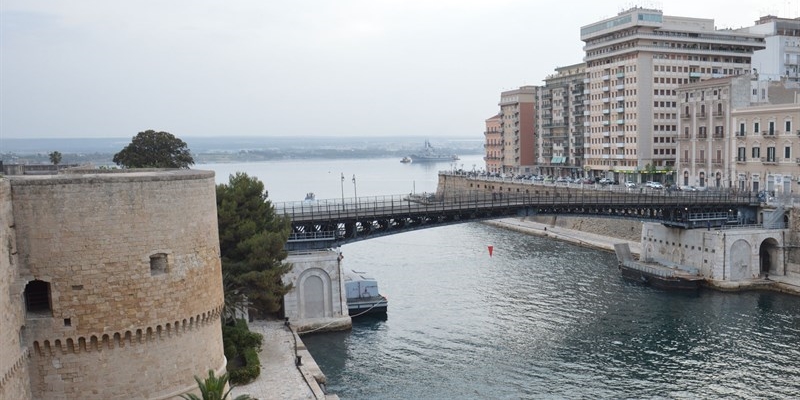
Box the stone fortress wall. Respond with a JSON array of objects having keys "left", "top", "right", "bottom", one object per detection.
[
  {"left": 0, "top": 180, "right": 32, "bottom": 400},
  {"left": 1, "top": 169, "right": 226, "bottom": 399}
]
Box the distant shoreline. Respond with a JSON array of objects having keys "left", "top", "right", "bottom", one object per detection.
[{"left": 1, "top": 136, "right": 484, "bottom": 166}]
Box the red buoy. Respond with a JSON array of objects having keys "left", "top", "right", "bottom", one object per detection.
[{"left": 488, "top": 245, "right": 494, "bottom": 257}]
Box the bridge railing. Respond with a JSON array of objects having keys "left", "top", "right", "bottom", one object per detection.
[{"left": 275, "top": 188, "right": 756, "bottom": 223}]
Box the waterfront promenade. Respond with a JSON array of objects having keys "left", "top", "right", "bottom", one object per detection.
[{"left": 229, "top": 320, "right": 337, "bottom": 400}]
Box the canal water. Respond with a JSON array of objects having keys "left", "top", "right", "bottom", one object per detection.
[{"left": 199, "top": 157, "right": 800, "bottom": 399}]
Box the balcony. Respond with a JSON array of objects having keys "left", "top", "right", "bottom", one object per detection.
[
  {"left": 602, "top": 98, "right": 611, "bottom": 103},
  {"left": 616, "top": 119, "right": 625, "bottom": 125},
  {"left": 713, "top": 111, "right": 724, "bottom": 117},
  {"left": 602, "top": 131, "right": 611, "bottom": 137},
  {"left": 694, "top": 159, "right": 707, "bottom": 165},
  {"left": 762, "top": 130, "right": 776, "bottom": 137},
  {"left": 603, "top": 121, "right": 610, "bottom": 126},
  {"left": 616, "top": 142, "right": 625, "bottom": 147},
  {"left": 736, "top": 157, "right": 746, "bottom": 163},
  {"left": 603, "top": 109, "right": 610, "bottom": 115},
  {"left": 712, "top": 132, "right": 724, "bottom": 139},
  {"left": 602, "top": 86, "right": 610, "bottom": 92},
  {"left": 761, "top": 157, "right": 777, "bottom": 165},
  {"left": 689, "top": 72, "right": 701, "bottom": 79},
  {"left": 616, "top": 107, "right": 624, "bottom": 113},
  {"left": 698, "top": 132, "right": 707, "bottom": 139},
  {"left": 735, "top": 131, "right": 745, "bottom": 137},
  {"left": 602, "top": 75, "right": 610, "bottom": 81},
  {"left": 712, "top": 159, "right": 723, "bottom": 167},
  {"left": 615, "top": 96, "right": 625, "bottom": 102},
  {"left": 615, "top": 84, "right": 624, "bottom": 90},
  {"left": 616, "top": 72, "right": 625, "bottom": 78}
]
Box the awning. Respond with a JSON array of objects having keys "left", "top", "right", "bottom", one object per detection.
[{"left": 550, "top": 156, "right": 565, "bottom": 164}]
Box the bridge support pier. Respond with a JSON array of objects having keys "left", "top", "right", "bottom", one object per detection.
[{"left": 283, "top": 249, "right": 352, "bottom": 334}]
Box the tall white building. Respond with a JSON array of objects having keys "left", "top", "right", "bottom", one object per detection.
[
  {"left": 745, "top": 15, "right": 800, "bottom": 82},
  {"left": 580, "top": 7, "right": 766, "bottom": 183}
]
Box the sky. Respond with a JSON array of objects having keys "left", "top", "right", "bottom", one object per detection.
[{"left": 1, "top": 1, "right": 798, "bottom": 139}]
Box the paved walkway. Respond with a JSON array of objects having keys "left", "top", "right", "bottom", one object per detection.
[
  {"left": 229, "top": 320, "right": 317, "bottom": 400},
  {"left": 488, "top": 217, "right": 642, "bottom": 256}
]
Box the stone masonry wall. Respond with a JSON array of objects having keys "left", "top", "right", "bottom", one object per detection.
[
  {"left": 10, "top": 170, "right": 225, "bottom": 399},
  {"left": 0, "top": 179, "right": 33, "bottom": 400}
]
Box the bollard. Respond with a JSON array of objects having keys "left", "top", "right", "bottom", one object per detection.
[{"left": 296, "top": 355, "right": 303, "bottom": 366}]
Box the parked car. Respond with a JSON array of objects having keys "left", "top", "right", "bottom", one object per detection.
[
  {"left": 624, "top": 181, "right": 636, "bottom": 188},
  {"left": 598, "top": 178, "right": 613, "bottom": 185},
  {"left": 679, "top": 185, "right": 697, "bottom": 192}
]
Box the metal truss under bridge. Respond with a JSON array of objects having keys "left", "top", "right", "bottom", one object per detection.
[{"left": 276, "top": 190, "right": 760, "bottom": 251}]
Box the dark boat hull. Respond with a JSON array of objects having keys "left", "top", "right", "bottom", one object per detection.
[
  {"left": 619, "top": 265, "right": 702, "bottom": 290},
  {"left": 347, "top": 296, "right": 388, "bottom": 317}
]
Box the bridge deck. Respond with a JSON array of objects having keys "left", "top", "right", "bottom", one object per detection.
[{"left": 276, "top": 187, "right": 759, "bottom": 251}]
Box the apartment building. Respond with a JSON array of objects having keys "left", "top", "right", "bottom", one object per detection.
[
  {"left": 484, "top": 114, "right": 502, "bottom": 173},
  {"left": 676, "top": 75, "right": 752, "bottom": 189},
  {"left": 498, "top": 86, "right": 537, "bottom": 174},
  {"left": 745, "top": 15, "right": 800, "bottom": 82},
  {"left": 537, "top": 63, "right": 586, "bottom": 178},
  {"left": 580, "top": 7, "right": 765, "bottom": 183},
  {"left": 731, "top": 85, "right": 800, "bottom": 194}
]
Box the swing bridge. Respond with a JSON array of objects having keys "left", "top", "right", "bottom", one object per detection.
[{"left": 276, "top": 185, "right": 761, "bottom": 251}]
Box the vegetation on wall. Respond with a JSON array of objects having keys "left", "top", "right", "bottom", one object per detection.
[{"left": 180, "top": 368, "right": 252, "bottom": 400}]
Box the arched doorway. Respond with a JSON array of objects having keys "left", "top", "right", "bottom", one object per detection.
[
  {"left": 715, "top": 172, "right": 721, "bottom": 188},
  {"left": 683, "top": 171, "right": 689, "bottom": 185},
  {"left": 699, "top": 171, "right": 706, "bottom": 187},
  {"left": 759, "top": 238, "right": 781, "bottom": 277}
]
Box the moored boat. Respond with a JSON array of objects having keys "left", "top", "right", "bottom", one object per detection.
[
  {"left": 344, "top": 269, "right": 388, "bottom": 317},
  {"left": 400, "top": 156, "right": 412, "bottom": 163}
]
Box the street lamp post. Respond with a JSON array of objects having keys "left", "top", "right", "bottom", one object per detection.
[
  {"left": 340, "top": 172, "right": 345, "bottom": 211},
  {"left": 352, "top": 174, "right": 357, "bottom": 211}
]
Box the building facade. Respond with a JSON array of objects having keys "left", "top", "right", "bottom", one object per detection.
[
  {"left": 676, "top": 75, "right": 753, "bottom": 189},
  {"left": 732, "top": 101, "right": 800, "bottom": 194},
  {"left": 498, "top": 86, "right": 537, "bottom": 175},
  {"left": 537, "top": 63, "right": 587, "bottom": 178},
  {"left": 0, "top": 169, "right": 226, "bottom": 400},
  {"left": 580, "top": 7, "right": 765, "bottom": 183},
  {"left": 483, "top": 114, "right": 503, "bottom": 173},
  {"left": 745, "top": 15, "right": 800, "bottom": 83}
]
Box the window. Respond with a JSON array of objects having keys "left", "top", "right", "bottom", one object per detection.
[
  {"left": 767, "top": 147, "right": 776, "bottom": 162},
  {"left": 150, "top": 253, "right": 169, "bottom": 275},
  {"left": 785, "top": 146, "right": 791, "bottom": 159},
  {"left": 769, "top": 121, "right": 775, "bottom": 134},
  {"left": 738, "top": 147, "right": 746, "bottom": 161},
  {"left": 739, "top": 123, "right": 745, "bottom": 135},
  {"left": 787, "top": 120, "right": 792, "bottom": 133},
  {"left": 752, "top": 147, "right": 761, "bottom": 158},
  {"left": 25, "top": 280, "right": 52, "bottom": 315},
  {"left": 754, "top": 122, "right": 760, "bottom": 133}
]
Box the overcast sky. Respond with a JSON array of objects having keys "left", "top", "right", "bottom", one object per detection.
[{"left": 1, "top": 1, "right": 796, "bottom": 139}]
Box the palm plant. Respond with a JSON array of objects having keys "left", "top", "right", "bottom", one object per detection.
[{"left": 180, "top": 370, "right": 251, "bottom": 400}]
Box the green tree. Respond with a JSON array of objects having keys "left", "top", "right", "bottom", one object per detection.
[
  {"left": 48, "top": 151, "right": 62, "bottom": 165},
  {"left": 180, "top": 369, "right": 251, "bottom": 400},
  {"left": 216, "top": 172, "right": 292, "bottom": 316},
  {"left": 112, "top": 130, "right": 194, "bottom": 168}
]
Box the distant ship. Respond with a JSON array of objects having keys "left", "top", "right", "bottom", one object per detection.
[
  {"left": 408, "top": 140, "right": 459, "bottom": 163},
  {"left": 400, "top": 156, "right": 412, "bottom": 163}
]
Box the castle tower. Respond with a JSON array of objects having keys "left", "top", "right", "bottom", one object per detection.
[{"left": 5, "top": 169, "right": 225, "bottom": 399}]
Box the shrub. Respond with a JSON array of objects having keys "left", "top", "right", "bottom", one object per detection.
[{"left": 222, "top": 319, "right": 263, "bottom": 385}]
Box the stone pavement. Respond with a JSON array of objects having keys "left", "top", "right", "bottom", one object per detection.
[{"left": 229, "top": 320, "right": 336, "bottom": 400}]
